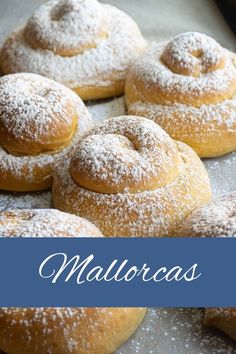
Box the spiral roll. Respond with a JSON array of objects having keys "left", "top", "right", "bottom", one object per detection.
[
  {"left": 126, "top": 32, "right": 236, "bottom": 157},
  {"left": 53, "top": 115, "right": 212, "bottom": 236},
  {"left": 0, "top": 0, "right": 146, "bottom": 100}
]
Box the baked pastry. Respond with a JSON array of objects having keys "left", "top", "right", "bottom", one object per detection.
[
  {"left": 125, "top": 32, "right": 236, "bottom": 157},
  {"left": 0, "top": 208, "right": 146, "bottom": 354},
  {"left": 52, "top": 115, "right": 212, "bottom": 236},
  {"left": 0, "top": 0, "right": 146, "bottom": 100},
  {"left": 0, "top": 208, "right": 103, "bottom": 237},
  {"left": 0, "top": 73, "right": 93, "bottom": 192},
  {"left": 177, "top": 192, "right": 236, "bottom": 237},
  {"left": 177, "top": 193, "right": 236, "bottom": 340},
  {"left": 204, "top": 308, "right": 236, "bottom": 341}
]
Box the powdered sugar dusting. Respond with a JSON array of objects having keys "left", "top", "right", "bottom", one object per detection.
[
  {"left": 0, "top": 73, "right": 76, "bottom": 149},
  {"left": 178, "top": 192, "right": 236, "bottom": 237},
  {"left": 128, "top": 94, "right": 236, "bottom": 158},
  {"left": 0, "top": 80, "right": 234, "bottom": 353},
  {"left": 0, "top": 73, "right": 93, "bottom": 189},
  {"left": 0, "top": 2, "right": 146, "bottom": 90},
  {"left": 87, "top": 96, "right": 126, "bottom": 124},
  {"left": 0, "top": 208, "right": 102, "bottom": 237},
  {"left": 162, "top": 32, "right": 225, "bottom": 77},
  {"left": 70, "top": 116, "right": 180, "bottom": 194},
  {"left": 126, "top": 32, "right": 236, "bottom": 107},
  {"left": 203, "top": 152, "right": 236, "bottom": 197},
  {"left": 52, "top": 116, "right": 211, "bottom": 236},
  {"left": 126, "top": 32, "right": 236, "bottom": 158},
  {"left": 0, "top": 191, "right": 52, "bottom": 211},
  {"left": 117, "top": 308, "right": 236, "bottom": 354},
  {"left": 24, "top": 0, "right": 109, "bottom": 56},
  {"left": 0, "top": 96, "right": 122, "bottom": 208},
  {"left": 129, "top": 92, "right": 236, "bottom": 133},
  {"left": 0, "top": 2, "right": 235, "bottom": 353}
]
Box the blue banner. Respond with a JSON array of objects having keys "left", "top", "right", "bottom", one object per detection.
[{"left": 0, "top": 238, "right": 234, "bottom": 307}]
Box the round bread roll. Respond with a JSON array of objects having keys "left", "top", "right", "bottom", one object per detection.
[
  {"left": 0, "top": 73, "right": 93, "bottom": 192},
  {"left": 0, "top": 209, "right": 146, "bottom": 354},
  {"left": 125, "top": 32, "right": 236, "bottom": 158},
  {"left": 177, "top": 192, "right": 236, "bottom": 237},
  {"left": 177, "top": 193, "right": 236, "bottom": 341},
  {"left": 52, "top": 115, "right": 212, "bottom": 236},
  {"left": 0, "top": 0, "right": 146, "bottom": 100}
]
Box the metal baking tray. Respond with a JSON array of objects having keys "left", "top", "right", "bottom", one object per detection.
[{"left": 0, "top": 1, "right": 236, "bottom": 353}]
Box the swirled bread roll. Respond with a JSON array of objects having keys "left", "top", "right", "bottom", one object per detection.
[
  {"left": 125, "top": 32, "right": 236, "bottom": 157},
  {"left": 52, "top": 115, "right": 212, "bottom": 236},
  {"left": 0, "top": 73, "right": 93, "bottom": 192},
  {"left": 0, "top": 0, "right": 146, "bottom": 100},
  {"left": 177, "top": 192, "right": 236, "bottom": 237}
]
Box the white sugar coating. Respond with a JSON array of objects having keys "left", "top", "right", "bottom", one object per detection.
[
  {"left": 24, "top": 0, "right": 108, "bottom": 54},
  {"left": 179, "top": 192, "right": 236, "bottom": 237},
  {"left": 0, "top": 191, "right": 52, "bottom": 211},
  {"left": 0, "top": 73, "right": 76, "bottom": 143},
  {"left": 0, "top": 2, "right": 235, "bottom": 353},
  {"left": 71, "top": 116, "right": 180, "bottom": 193},
  {"left": 53, "top": 136, "right": 211, "bottom": 237},
  {"left": 162, "top": 32, "right": 225, "bottom": 76},
  {"left": 0, "top": 97, "right": 123, "bottom": 211},
  {"left": 0, "top": 73, "right": 94, "bottom": 184},
  {"left": 0, "top": 209, "right": 102, "bottom": 237},
  {"left": 0, "top": 3, "right": 146, "bottom": 89},
  {"left": 129, "top": 89, "right": 236, "bottom": 133},
  {"left": 0, "top": 97, "right": 234, "bottom": 353},
  {"left": 126, "top": 33, "right": 236, "bottom": 161},
  {"left": 203, "top": 152, "right": 236, "bottom": 197},
  {"left": 127, "top": 33, "right": 236, "bottom": 107}
]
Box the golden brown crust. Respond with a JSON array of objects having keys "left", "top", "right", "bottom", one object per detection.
[
  {"left": 125, "top": 32, "right": 236, "bottom": 157},
  {"left": 0, "top": 307, "right": 146, "bottom": 354},
  {"left": 0, "top": 73, "right": 93, "bottom": 192},
  {"left": 52, "top": 116, "right": 212, "bottom": 236}
]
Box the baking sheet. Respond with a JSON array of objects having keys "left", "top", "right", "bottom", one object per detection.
[{"left": 0, "top": 0, "right": 236, "bottom": 353}]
